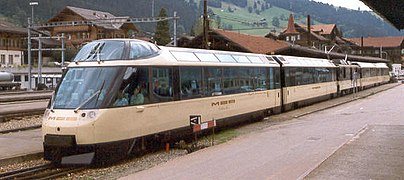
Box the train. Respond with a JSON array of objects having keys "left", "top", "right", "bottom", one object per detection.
[
  {"left": 0, "top": 71, "right": 20, "bottom": 90},
  {"left": 41, "top": 39, "right": 390, "bottom": 164}
]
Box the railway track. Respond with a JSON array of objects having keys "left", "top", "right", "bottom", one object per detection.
[
  {"left": 0, "top": 99, "right": 48, "bottom": 122},
  {"left": 0, "top": 90, "right": 53, "bottom": 96},
  {"left": 0, "top": 92, "right": 51, "bottom": 103},
  {"left": 0, "top": 163, "right": 85, "bottom": 180}
]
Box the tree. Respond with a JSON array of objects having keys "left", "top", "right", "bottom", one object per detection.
[
  {"left": 272, "top": 17, "right": 280, "bottom": 27},
  {"left": 154, "top": 8, "right": 171, "bottom": 45}
]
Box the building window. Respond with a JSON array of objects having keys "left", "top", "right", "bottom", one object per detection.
[
  {"left": 286, "top": 36, "right": 290, "bottom": 41},
  {"left": 291, "top": 35, "right": 296, "bottom": 42},
  {"left": 0, "top": 54, "right": 5, "bottom": 64},
  {"left": 297, "top": 34, "right": 301, "bottom": 40},
  {"left": 14, "top": 75, "right": 21, "bottom": 82},
  {"left": 8, "top": 55, "right": 13, "bottom": 65},
  {"left": 77, "top": 32, "right": 81, "bottom": 39},
  {"left": 375, "top": 49, "right": 379, "bottom": 54}
]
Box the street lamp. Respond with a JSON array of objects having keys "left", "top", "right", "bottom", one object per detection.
[
  {"left": 27, "top": 1, "right": 38, "bottom": 91},
  {"left": 29, "top": 2, "right": 38, "bottom": 23}
]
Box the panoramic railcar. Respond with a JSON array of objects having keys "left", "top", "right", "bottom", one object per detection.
[
  {"left": 352, "top": 62, "right": 390, "bottom": 89},
  {"left": 42, "top": 39, "right": 391, "bottom": 164},
  {"left": 42, "top": 39, "right": 282, "bottom": 163},
  {"left": 271, "top": 55, "right": 337, "bottom": 111}
]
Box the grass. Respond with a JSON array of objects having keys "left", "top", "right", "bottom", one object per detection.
[
  {"left": 209, "top": 1, "right": 320, "bottom": 36},
  {"left": 210, "top": 128, "right": 239, "bottom": 144}
]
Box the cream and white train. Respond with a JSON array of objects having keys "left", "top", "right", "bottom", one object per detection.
[{"left": 42, "top": 39, "right": 390, "bottom": 164}]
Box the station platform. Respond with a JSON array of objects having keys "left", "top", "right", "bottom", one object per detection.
[
  {"left": 0, "top": 129, "right": 42, "bottom": 166},
  {"left": 306, "top": 125, "right": 404, "bottom": 179}
]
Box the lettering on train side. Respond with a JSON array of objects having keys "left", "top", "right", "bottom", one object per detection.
[{"left": 211, "top": 99, "right": 236, "bottom": 106}]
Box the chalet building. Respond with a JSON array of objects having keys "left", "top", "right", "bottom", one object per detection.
[
  {"left": 348, "top": 36, "right": 404, "bottom": 65},
  {"left": 184, "top": 28, "right": 289, "bottom": 54},
  {"left": 0, "top": 20, "right": 26, "bottom": 67},
  {"left": 43, "top": 6, "right": 138, "bottom": 49},
  {"left": 277, "top": 14, "right": 354, "bottom": 54}
]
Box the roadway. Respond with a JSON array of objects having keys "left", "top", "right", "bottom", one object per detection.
[{"left": 121, "top": 84, "right": 404, "bottom": 179}]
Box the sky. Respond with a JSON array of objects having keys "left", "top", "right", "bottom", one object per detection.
[{"left": 311, "top": 0, "right": 372, "bottom": 11}]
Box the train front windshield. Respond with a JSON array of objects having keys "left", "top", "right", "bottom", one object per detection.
[{"left": 51, "top": 67, "right": 126, "bottom": 109}]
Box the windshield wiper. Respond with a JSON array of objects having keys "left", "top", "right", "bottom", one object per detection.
[
  {"left": 50, "top": 92, "right": 55, "bottom": 113},
  {"left": 74, "top": 80, "right": 105, "bottom": 113},
  {"left": 73, "top": 89, "right": 101, "bottom": 113}
]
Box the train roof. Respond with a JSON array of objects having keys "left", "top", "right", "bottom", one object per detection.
[
  {"left": 352, "top": 62, "right": 389, "bottom": 68},
  {"left": 69, "top": 39, "right": 280, "bottom": 68},
  {"left": 271, "top": 55, "right": 336, "bottom": 68},
  {"left": 161, "top": 46, "right": 279, "bottom": 67}
]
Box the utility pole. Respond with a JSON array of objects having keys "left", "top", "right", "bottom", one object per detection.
[
  {"left": 173, "top": 11, "right": 177, "bottom": 47},
  {"left": 38, "top": 33, "right": 42, "bottom": 86},
  {"left": 27, "top": 18, "right": 32, "bottom": 91},
  {"left": 28, "top": 1, "right": 38, "bottom": 91},
  {"left": 203, "top": 0, "right": 209, "bottom": 49},
  {"left": 61, "top": 33, "right": 65, "bottom": 68},
  {"left": 152, "top": 0, "right": 155, "bottom": 17}
]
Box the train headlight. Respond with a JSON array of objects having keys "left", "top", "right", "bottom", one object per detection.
[
  {"left": 78, "top": 110, "right": 98, "bottom": 121},
  {"left": 88, "top": 111, "right": 97, "bottom": 119}
]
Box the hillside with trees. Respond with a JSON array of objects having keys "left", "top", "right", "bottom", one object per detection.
[{"left": 0, "top": 0, "right": 402, "bottom": 38}]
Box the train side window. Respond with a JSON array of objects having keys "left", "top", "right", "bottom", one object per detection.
[
  {"left": 116, "top": 67, "right": 150, "bottom": 107},
  {"left": 253, "top": 67, "right": 268, "bottom": 90},
  {"left": 273, "top": 67, "right": 281, "bottom": 89},
  {"left": 295, "top": 68, "right": 303, "bottom": 85},
  {"left": 285, "top": 67, "right": 297, "bottom": 87},
  {"left": 152, "top": 67, "right": 173, "bottom": 102},
  {"left": 179, "top": 67, "right": 202, "bottom": 99},
  {"left": 223, "top": 67, "right": 238, "bottom": 94},
  {"left": 302, "top": 67, "right": 314, "bottom": 85},
  {"left": 238, "top": 68, "right": 254, "bottom": 92},
  {"left": 204, "top": 67, "right": 222, "bottom": 96}
]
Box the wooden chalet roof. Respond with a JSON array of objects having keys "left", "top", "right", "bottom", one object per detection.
[
  {"left": 311, "top": 24, "right": 336, "bottom": 35},
  {"left": 0, "top": 20, "right": 27, "bottom": 34},
  {"left": 282, "top": 24, "right": 328, "bottom": 42},
  {"left": 284, "top": 14, "right": 298, "bottom": 35},
  {"left": 211, "top": 29, "right": 289, "bottom": 54},
  {"left": 48, "top": 6, "right": 137, "bottom": 31},
  {"left": 348, "top": 36, "right": 404, "bottom": 48}
]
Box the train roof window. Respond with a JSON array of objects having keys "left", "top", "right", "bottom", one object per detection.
[
  {"left": 232, "top": 55, "right": 251, "bottom": 63},
  {"left": 129, "top": 42, "right": 157, "bottom": 59},
  {"left": 266, "top": 56, "right": 275, "bottom": 62},
  {"left": 215, "top": 54, "right": 236, "bottom": 63},
  {"left": 247, "top": 56, "right": 263, "bottom": 64},
  {"left": 171, "top": 51, "right": 200, "bottom": 62},
  {"left": 195, "top": 53, "right": 219, "bottom": 62},
  {"left": 73, "top": 40, "right": 124, "bottom": 61}
]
